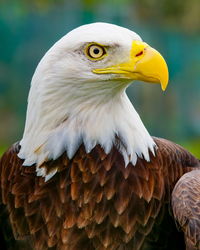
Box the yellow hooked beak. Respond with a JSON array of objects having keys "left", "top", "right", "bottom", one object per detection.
[{"left": 93, "top": 41, "right": 169, "bottom": 91}]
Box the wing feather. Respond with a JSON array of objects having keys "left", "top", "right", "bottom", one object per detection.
[{"left": 172, "top": 170, "right": 200, "bottom": 250}]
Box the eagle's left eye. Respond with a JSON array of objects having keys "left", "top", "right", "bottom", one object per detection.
[{"left": 86, "top": 44, "right": 106, "bottom": 60}]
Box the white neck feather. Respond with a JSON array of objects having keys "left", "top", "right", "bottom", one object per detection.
[
  {"left": 18, "top": 79, "right": 155, "bottom": 170},
  {"left": 18, "top": 32, "right": 156, "bottom": 180}
]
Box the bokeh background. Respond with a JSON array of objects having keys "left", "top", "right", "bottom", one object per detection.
[{"left": 0, "top": 0, "right": 200, "bottom": 157}]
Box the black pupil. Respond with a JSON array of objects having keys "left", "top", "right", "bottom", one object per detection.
[{"left": 93, "top": 48, "right": 100, "bottom": 54}]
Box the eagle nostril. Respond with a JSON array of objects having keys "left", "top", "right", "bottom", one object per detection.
[{"left": 135, "top": 51, "right": 144, "bottom": 57}]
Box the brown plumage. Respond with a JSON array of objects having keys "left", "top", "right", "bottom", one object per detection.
[
  {"left": 172, "top": 170, "right": 200, "bottom": 250},
  {"left": 0, "top": 137, "right": 199, "bottom": 250}
]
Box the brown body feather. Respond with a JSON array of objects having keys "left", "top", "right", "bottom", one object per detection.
[
  {"left": 172, "top": 170, "right": 200, "bottom": 250},
  {"left": 0, "top": 137, "right": 199, "bottom": 250}
]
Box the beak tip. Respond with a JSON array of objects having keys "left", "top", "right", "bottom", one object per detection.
[
  {"left": 161, "top": 84, "right": 167, "bottom": 91},
  {"left": 160, "top": 71, "right": 169, "bottom": 91},
  {"left": 161, "top": 79, "right": 168, "bottom": 91}
]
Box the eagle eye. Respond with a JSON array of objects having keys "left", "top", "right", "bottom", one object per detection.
[{"left": 85, "top": 43, "right": 106, "bottom": 60}]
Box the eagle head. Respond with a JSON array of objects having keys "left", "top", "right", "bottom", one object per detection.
[{"left": 18, "top": 23, "right": 169, "bottom": 180}]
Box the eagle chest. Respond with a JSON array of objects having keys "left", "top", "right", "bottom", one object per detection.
[{"left": 0, "top": 145, "right": 166, "bottom": 250}]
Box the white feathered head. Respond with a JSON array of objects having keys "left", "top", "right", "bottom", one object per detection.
[{"left": 18, "top": 23, "right": 168, "bottom": 180}]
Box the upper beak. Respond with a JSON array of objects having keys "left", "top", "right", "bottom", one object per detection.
[{"left": 93, "top": 41, "right": 169, "bottom": 91}]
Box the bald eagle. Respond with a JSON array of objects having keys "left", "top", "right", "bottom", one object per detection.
[{"left": 0, "top": 23, "right": 199, "bottom": 250}]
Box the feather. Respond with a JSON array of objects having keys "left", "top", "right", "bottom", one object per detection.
[{"left": 0, "top": 137, "right": 200, "bottom": 249}]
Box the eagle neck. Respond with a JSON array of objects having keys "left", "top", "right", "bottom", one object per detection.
[{"left": 18, "top": 87, "right": 156, "bottom": 178}]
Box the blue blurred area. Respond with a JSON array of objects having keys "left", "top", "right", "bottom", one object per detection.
[{"left": 0, "top": 0, "right": 200, "bottom": 148}]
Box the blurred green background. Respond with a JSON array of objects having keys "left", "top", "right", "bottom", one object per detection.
[{"left": 0, "top": 0, "right": 200, "bottom": 157}]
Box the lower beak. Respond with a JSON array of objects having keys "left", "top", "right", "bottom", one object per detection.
[{"left": 93, "top": 41, "right": 169, "bottom": 91}]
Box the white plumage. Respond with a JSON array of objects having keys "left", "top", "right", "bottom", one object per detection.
[{"left": 18, "top": 23, "right": 157, "bottom": 179}]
